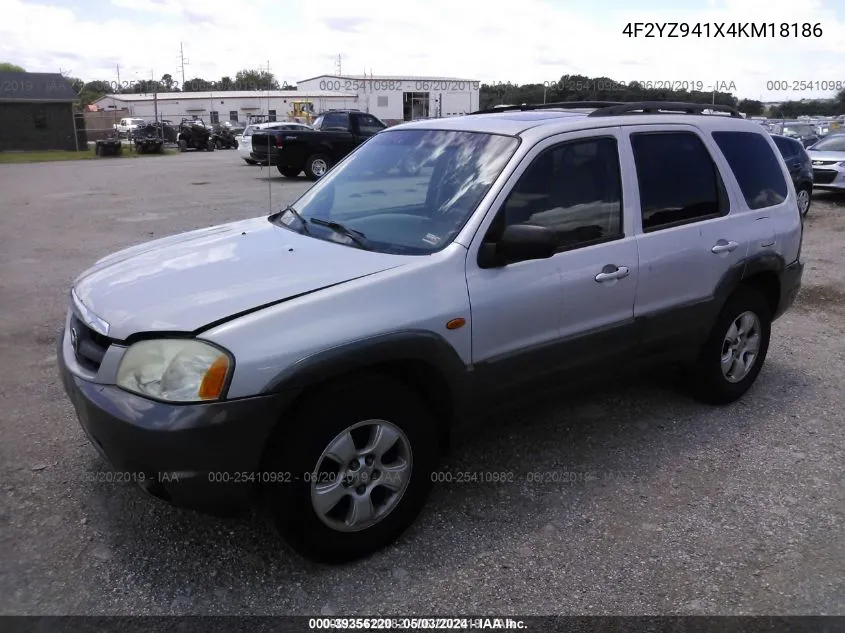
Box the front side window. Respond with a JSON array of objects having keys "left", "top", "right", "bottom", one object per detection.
[
  {"left": 276, "top": 130, "right": 519, "bottom": 254},
  {"left": 485, "top": 137, "right": 623, "bottom": 251},
  {"left": 631, "top": 131, "right": 728, "bottom": 231},
  {"left": 712, "top": 131, "right": 788, "bottom": 210}
]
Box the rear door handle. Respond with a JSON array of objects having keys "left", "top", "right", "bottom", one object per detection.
[
  {"left": 595, "top": 265, "right": 630, "bottom": 282},
  {"left": 711, "top": 240, "right": 739, "bottom": 254}
]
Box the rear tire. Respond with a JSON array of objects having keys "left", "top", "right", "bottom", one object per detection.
[
  {"left": 278, "top": 166, "right": 301, "bottom": 178},
  {"left": 264, "top": 374, "right": 438, "bottom": 563},
  {"left": 689, "top": 286, "right": 771, "bottom": 405},
  {"left": 304, "top": 154, "right": 331, "bottom": 181}
]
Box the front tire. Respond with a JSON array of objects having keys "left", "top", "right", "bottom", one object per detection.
[
  {"left": 304, "top": 154, "right": 331, "bottom": 180},
  {"left": 244, "top": 158, "right": 257, "bottom": 165},
  {"left": 264, "top": 374, "right": 438, "bottom": 563},
  {"left": 178, "top": 139, "right": 187, "bottom": 152},
  {"left": 689, "top": 286, "right": 771, "bottom": 405}
]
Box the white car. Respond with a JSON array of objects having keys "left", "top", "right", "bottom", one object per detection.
[{"left": 238, "top": 122, "right": 313, "bottom": 165}]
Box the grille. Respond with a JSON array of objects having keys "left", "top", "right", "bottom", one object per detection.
[
  {"left": 813, "top": 169, "right": 838, "bottom": 184},
  {"left": 69, "top": 313, "right": 111, "bottom": 372}
]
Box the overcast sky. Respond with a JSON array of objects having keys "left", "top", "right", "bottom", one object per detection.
[{"left": 1, "top": 0, "right": 844, "bottom": 101}]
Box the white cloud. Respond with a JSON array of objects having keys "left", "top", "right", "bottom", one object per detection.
[{"left": 1, "top": 0, "right": 844, "bottom": 101}]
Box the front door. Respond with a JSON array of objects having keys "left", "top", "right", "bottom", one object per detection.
[{"left": 466, "top": 129, "right": 639, "bottom": 392}]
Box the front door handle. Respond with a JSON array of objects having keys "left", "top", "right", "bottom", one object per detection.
[
  {"left": 595, "top": 265, "right": 630, "bottom": 282},
  {"left": 711, "top": 240, "right": 739, "bottom": 254}
]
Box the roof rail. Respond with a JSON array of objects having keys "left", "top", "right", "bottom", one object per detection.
[
  {"left": 588, "top": 101, "right": 743, "bottom": 118},
  {"left": 469, "top": 101, "right": 625, "bottom": 114}
]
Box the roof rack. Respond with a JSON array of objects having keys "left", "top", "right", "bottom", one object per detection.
[
  {"left": 469, "top": 101, "right": 625, "bottom": 114},
  {"left": 469, "top": 100, "right": 743, "bottom": 118},
  {"left": 588, "top": 101, "right": 743, "bottom": 118}
]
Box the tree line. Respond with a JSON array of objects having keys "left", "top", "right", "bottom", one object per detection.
[{"left": 478, "top": 74, "right": 845, "bottom": 118}]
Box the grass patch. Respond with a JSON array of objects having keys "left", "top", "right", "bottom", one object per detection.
[{"left": 0, "top": 146, "right": 177, "bottom": 164}]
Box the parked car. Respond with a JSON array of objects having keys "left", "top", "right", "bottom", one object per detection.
[
  {"left": 250, "top": 110, "right": 386, "bottom": 179},
  {"left": 775, "top": 122, "right": 820, "bottom": 147},
  {"left": 113, "top": 118, "right": 145, "bottom": 139},
  {"left": 238, "top": 122, "right": 312, "bottom": 165},
  {"left": 806, "top": 133, "right": 845, "bottom": 191},
  {"left": 771, "top": 134, "right": 813, "bottom": 216},
  {"left": 58, "top": 101, "right": 803, "bottom": 563}
]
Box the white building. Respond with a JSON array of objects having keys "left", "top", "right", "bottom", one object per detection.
[
  {"left": 296, "top": 74, "right": 480, "bottom": 123},
  {"left": 93, "top": 90, "right": 358, "bottom": 124},
  {"left": 93, "top": 74, "right": 480, "bottom": 126}
]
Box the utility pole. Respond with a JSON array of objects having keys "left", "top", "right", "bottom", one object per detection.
[
  {"left": 336, "top": 54, "right": 342, "bottom": 76},
  {"left": 179, "top": 42, "right": 189, "bottom": 86},
  {"left": 116, "top": 64, "right": 121, "bottom": 88}
]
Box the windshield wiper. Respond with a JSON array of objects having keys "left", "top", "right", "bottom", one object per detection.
[{"left": 309, "top": 217, "right": 371, "bottom": 249}]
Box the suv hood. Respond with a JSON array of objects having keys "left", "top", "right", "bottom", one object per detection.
[
  {"left": 807, "top": 149, "right": 845, "bottom": 161},
  {"left": 72, "top": 216, "right": 407, "bottom": 340}
]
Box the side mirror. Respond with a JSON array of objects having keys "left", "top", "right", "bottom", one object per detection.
[{"left": 478, "top": 224, "right": 557, "bottom": 268}]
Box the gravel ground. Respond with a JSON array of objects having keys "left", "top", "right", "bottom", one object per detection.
[{"left": 0, "top": 152, "right": 843, "bottom": 615}]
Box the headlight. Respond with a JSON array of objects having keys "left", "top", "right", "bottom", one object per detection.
[{"left": 116, "top": 339, "right": 232, "bottom": 402}]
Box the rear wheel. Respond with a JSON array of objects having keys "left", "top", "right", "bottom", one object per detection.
[
  {"left": 207, "top": 139, "right": 215, "bottom": 151},
  {"left": 278, "top": 166, "right": 301, "bottom": 178},
  {"left": 689, "top": 286, "right": 771, "bottom": 404},
  {"left": 304, "top": 154, "right": 330, "bottom": 180},
  {"left": 797, "top": 185, "right": 812, "bottom": 217},
  {"left": 264, "top": 375, "right": 438, "bottom": 563}
]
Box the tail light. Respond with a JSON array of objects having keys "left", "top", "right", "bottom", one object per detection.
[{"left": 275, "top": 136, "right": 284, "bottom": 148}]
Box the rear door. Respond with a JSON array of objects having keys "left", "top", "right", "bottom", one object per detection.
[
  {"left": 623, "top": 125, "right": 765, "bottom": 353},
  {"left": 772, "top": 135, "right": 801, "bottom": 181},
  {"left": 319, "top": 112, "right": 356, "bottom": 157}
]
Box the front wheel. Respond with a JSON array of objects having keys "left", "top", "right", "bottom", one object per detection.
[
  {"left": 278, "top": 166, "right": 301, "bottom": 178},
  {"left": 797, "top": 185, "right": 812, "bottom": 217},
  {"left": 244, "top": 158, "right": 257, "bottom": 165},
  {"left": 178, "top": 139, "right": 187, "bottom": 152},
  {"left": 689, "top": 286, "right": 771, "bottom": 405},
  {"left": 304, "top": 154, "right": 331, "bottom": 180},
  {"left": 206, "top": 140, "right": 215, "bottom": 151},
  {"left": 264, "top": 375, "right": 438, "bottom": 563}
]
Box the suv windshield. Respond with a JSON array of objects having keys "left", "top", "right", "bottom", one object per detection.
[{"left": 281, "top": 129, "right": 519, "bottom": 254}]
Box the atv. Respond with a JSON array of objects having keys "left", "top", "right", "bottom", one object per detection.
[
  {"left": 211, "top": 124, "right": 239, "bottom": 150},
  {"left": 94, "top": 132, "right": 123, "bottom": 157},
  {"left": 132, "top": 123, "right": 164, "bottom": 154},
  {"left": 177, "top": 118, "right": 215, "bottom": 152}
]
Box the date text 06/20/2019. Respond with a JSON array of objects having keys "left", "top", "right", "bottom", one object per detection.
[{"left": 622, "top": 22, "right": 822, "bottom": 38}]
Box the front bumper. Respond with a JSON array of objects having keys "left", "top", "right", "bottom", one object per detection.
[
  {"left": 811, "top": 167, "right": 845, "bottom": 190},
  {"left": 57, "top": 328, "right": 286, "bottom": 514}
]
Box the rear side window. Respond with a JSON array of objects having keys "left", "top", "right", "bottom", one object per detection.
[
  {"left": 712, "top": 131, "right": 788, "bottom": 210},
  {"left": 772, "top": 136, "right": 796, "bottom": 159},
  {"left": 631, "top": 131, "right": 729, "bottom": 232},
  {"left": 322, "top": 112, "right": 349, "bottom": 129}
]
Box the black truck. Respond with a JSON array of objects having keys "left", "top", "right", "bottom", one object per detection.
[{"left": 250, "top": 110, "right": 387, "bottom": 180}]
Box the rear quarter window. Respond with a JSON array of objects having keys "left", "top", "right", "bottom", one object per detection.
[{"left": 712, "top": 131, "right": 788, "bottom": 210}]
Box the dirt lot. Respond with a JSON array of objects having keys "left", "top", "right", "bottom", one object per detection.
[{"left": 0, "top": 152, "right": 843, "bottom": 615}]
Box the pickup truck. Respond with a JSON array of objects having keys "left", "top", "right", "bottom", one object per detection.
[
  {"left": 113, "top": 117, "right": 146, "bottom": 139},
  {"left": 250, "top": 110, "right": 387, "bottom": 180}
]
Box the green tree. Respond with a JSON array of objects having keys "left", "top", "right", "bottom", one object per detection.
[
  {"left": 182, "top": 77, "right": 211, "bottom": 92},
  {"left": 0, "top": 62, "right": 25, "bottom": 72},
  {"left": 234, "top": 69, "right": 279, "bottom": 90},
  {"left": 836, "top": 88, "right": 845, "bottom": 113},
  {"left": 737, "top": 99, "right": 764, "bottom": 116},
  {"left": 217, "top": 76, "right": 234, "bottom": 91},
  {"left": 160, "top": 73, "right": 178, "bottom": 91}
]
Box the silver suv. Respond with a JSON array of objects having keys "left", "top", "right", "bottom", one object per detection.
[{"left": 58, "top": 101, "right": 804, "bottom": 562}]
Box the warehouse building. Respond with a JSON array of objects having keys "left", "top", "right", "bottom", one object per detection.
[
  {"left": 92, "top": 74, "right": 480, "bottom": 127},
  {"left": 93, "top": 90, "right": 358, "bottom": 125},
  {"left": 0, "top": 71, "right": 82, "bottom": 151},
  {"left": 295, "top": 74, "right": 480, "bottom": 124}
]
